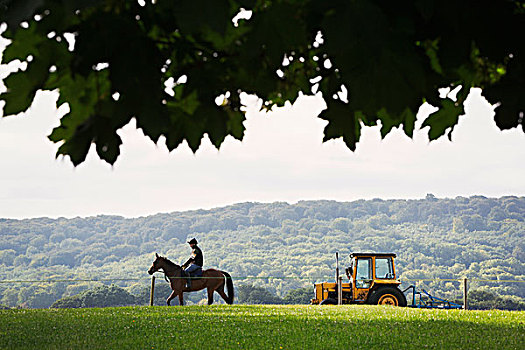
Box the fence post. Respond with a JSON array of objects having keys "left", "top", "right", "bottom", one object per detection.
[
  {"left": 338, "top": 276, "right": 343, "bottom": 305},
  {"left": 150, "top": 276, "right": 155, "bottom": 306},
  {"left": 463, "top": 277, "right": 468, "bottom": 310}
]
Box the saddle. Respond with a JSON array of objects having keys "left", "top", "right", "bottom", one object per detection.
[{"left": 183, "top": 267, "right": 203, "bottom": 279}]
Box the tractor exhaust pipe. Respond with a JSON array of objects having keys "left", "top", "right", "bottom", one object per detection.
[{"left": 336, "top": 252, "right": 342, "bottom": 305}]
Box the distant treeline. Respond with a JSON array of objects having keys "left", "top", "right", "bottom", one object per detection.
[
  {"left": 5, "top": 284, "right": 521, "bottom": 311},
  {"left": 0, "top": 195, "right": 524, "bottom": 309}
]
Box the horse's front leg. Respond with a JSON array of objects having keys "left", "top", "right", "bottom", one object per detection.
[
  {"left": 167, "top": 290, "right": 178, "bottom": 306},
  {"left": 178, "top": 293, "right": 184, "bottom": 306}
]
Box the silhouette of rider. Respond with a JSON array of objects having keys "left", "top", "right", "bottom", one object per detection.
[{"left": 182, "top": 238, "right": 203, "bottom": 288}]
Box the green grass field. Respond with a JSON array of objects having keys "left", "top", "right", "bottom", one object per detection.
[{"left": 1, "top": 305, "right": 524, "bottom": 349}]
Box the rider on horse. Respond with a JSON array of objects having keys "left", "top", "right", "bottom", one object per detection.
[{"left": 182, "top": 238, "right": 203, "bottom": 288}]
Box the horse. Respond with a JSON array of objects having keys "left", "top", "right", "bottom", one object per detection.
[{"left": 148, "top": 253, "right": 234, "bottom": 306}]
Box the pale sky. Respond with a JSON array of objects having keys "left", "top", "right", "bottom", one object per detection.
[{"left": 0, "top": 81, "right": 524, "bottom": 219}]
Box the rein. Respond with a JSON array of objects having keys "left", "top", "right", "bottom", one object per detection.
[{"left": 160, "top": 265, "right": 182, "bottom": 283}]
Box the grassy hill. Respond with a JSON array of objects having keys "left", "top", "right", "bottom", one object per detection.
[
  {"left": 0, "top": 196, "right": 524, "bottom": 308},
  {"left": 0, "top": 305, "right": 524, "bottom": 349}
]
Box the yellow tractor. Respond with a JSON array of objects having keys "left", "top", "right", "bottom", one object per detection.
[{"left": 311, "top": 252, "right": 407, "bottom": 306}]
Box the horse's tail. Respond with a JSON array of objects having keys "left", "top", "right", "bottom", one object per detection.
[{"left": 221, "top": 271, "right": 234, "bottom": 304}]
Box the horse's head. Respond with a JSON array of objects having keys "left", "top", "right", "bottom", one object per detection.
[{"left": 148, "top": 253, "right": 163, "bottom": 275}]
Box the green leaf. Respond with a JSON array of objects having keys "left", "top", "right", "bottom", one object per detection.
[
  {"left": 199, "top": 104, "right": 228, "bottom": 148},
  {"left": 2, "top": 23, "right": 43, "bottom": 62},
  {"left": 177, "top": 90, "right": 200, "bottom": 115},
  {"left": 421, "top": 99, "right": 464, "bottom": 141},
  {"left": 49, "top": 70, "right": 105, "bottom": 141},
  {"left": 320, "top": 99, "right": 361, "bottom": 151},
  {"left": 225, "top": 108, "right": 245, "bottom": 141},
  {"left": 53, "top": 100, "right": 126, "bottom": 166},
  {"left": 55, "top": 125, "right": 93, "bottom": 166},
  {"left": 94, "top": 120, "right": 123, "bottom": 165},
  {"left": 483, "top": 58, "right": 524, "bottom": 132},
  {"left": 1, "top": 58, "right": 49, "bottom": 115},
  {"left": 403, "top": 108, "right": 417, "bottom": 137},
  {"left": 1, "top": 22, "right": 71, "bottom": 116},
  {"left": 49, "top": 67, "right": 124, "bottom": 165},
  {"left": 197, "top": 98, "right": 245, "bottom": 148},
  {"left": 377, "top": 108, "right": 416, "bottom": 139},
  {"left": 165, "top": 102, "right": 205, "bottom": 153}
]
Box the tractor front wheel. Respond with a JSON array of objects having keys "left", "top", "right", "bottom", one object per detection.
[
  {"left": 320, "top": 298, "right": 337, "bottom": 305},
  {"left": 368, "top": 287, "right": 407, "bottom": 307}
]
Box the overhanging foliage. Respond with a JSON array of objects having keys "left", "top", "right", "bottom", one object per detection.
[{"left": 0, "top": 0, "right": 523, "bottom": 165}]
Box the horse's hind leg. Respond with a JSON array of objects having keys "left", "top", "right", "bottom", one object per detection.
[
  {"left": 217, "top": 289, "right": 230, "bottom": 303},
  {"left": 213, "top": 279, "right": 229, "bottom": 304},
  {"left": 207, "top": 287, "right": 214, "bottom": 305},
  {"left": 216, "top": 283, "right": 229, "bottom": 304}
]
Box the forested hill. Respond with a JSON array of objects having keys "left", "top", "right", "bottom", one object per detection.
[{"left": 0, "top": 195, "right": 524, "bottom": 308}]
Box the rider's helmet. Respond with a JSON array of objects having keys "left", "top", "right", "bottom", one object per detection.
[{"left": 187, "top": 238, "right": 198, "bottom": 245}]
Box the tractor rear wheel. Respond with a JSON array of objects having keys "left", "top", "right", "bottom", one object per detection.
[
  {"left": 320, "top": 298, "right": 337, "bottom": 305},
  {"left": 368, "top": 287, "right": 407, "bottom": 307}
]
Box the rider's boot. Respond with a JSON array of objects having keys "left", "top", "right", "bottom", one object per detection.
[{"left": 185, "top": 271, "right": 191, "bottom": 289}]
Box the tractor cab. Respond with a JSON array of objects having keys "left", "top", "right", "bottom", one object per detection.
[{"left": 312, "top": 252, "right": 407, "bottom": 306}]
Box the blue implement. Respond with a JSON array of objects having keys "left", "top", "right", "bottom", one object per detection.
[{"left": 403, "top": 285, "right": 463, "bottom": 309}]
